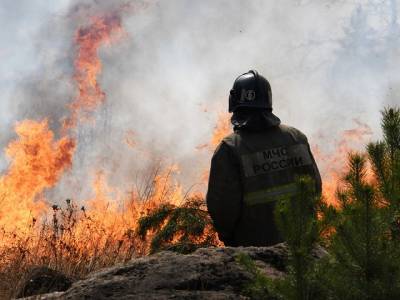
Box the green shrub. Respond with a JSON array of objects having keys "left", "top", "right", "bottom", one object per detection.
[{"left": 137, "top": 197, "right": 219, "bottom": 254}]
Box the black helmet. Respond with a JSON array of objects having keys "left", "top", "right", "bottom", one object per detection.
[{"left": 228, "top": 70, "right": 272, "bottom": 112}]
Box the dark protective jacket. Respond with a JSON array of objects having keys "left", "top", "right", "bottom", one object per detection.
[{"left": 206, "top": 117, "right": 321, "bottom": 247}]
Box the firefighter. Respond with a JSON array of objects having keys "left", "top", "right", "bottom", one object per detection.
[{"left": 206, "top": 70, "right": 322, "bottom": 247}]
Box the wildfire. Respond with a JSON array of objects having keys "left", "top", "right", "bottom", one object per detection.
[
  {"left": 0, "top": 10, "right": 139, "bottom": 252},
  {"left": 211, "top": 112, "right": 231, "bottom": 148},
  {"left": 0, "top": 5, "right": 380, "bottom": 297},
  {"left": 0, "top": 12, "right": 126, "bottom": 233},
  {"left": 64, "top": 13, "right": 123, "bottom": 130},
  {"left": 67, "top": 167, "right": 184, "bottom": 256},
  {"left": 0, "top": 120, "right": 75, "bottom": 233},
  {"left": 313, "top": 119, "right": 373, "bottom": 205}
]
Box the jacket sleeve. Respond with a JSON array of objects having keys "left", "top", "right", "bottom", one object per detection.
[
  {"left": 291, "top": 127, "right": 322, "bottom": 195},
  {"left": 206, "top": 142, "right": 242, "bottom": 246}
]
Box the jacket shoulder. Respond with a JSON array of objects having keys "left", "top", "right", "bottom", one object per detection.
[
  {"left": 211, "top": 132, "right": 237, "bottom": 155},
  {"left": 279, "top": 124, "right": 308, "bottom": 143},
  {"left": 220, "top": 125, "right": 309, "bottom": 146},
  {"left": 211, "top": 134, "right": 240, "bottom": 164},
  {"left": 221, "top": 132, "right": 240, "bottom": 147}
]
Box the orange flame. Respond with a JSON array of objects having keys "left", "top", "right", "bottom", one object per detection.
[
  {"left": 211, "top": 112, "right": 231, "bottom": 148},
  {"left": 313, "top": 119, "right": 373, "bottom": 205},
  {"left": 0, "top": 120, "right": 75, "bottom": 233},
  {"left": 0, "top": 13, "right": 122, "bottom": 241},
  {"left": 0, "top": 10, "right": 214, "bottom": 294},
  {"left": 64, "top": 14, "right": 122, "bottom": 129},
  {"left": 68, "top": 166, "right": 184, "bottom": 254},
  {"left": 195, "top": 112, "right": 231, "bottom": 184}
]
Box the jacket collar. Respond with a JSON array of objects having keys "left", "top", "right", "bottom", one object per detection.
[{"left": 231, "top": 110, "right": 281, "bottom": 132}]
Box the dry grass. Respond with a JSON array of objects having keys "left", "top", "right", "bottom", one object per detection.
[
  {"left": 0, "top": 201, "right": 141, "bottom": 299},
  {"left": 0, "top": 165, "right": 196, "bottom": 299}
]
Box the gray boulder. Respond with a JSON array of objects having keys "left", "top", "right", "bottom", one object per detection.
[{"left": 22, "top": 244, "right": 325, "bottom": 299}]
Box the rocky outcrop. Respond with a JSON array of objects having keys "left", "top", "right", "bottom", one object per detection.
[{"left": 22, "top": 244, "right": 326, "bottom": 299}]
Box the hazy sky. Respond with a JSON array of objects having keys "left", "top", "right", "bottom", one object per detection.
[
  {"left": 0, "top": 0, "right": 399, "bottom": 199},
  {"left": 0, "top": 0, "right": 70, "bottom": 124}
]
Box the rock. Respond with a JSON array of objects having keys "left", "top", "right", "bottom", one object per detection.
[
  {"left": 22, "top": 243, "right": 326, "bottom": 299},
  {"left": 16, "top": 266, "right": 72, "bottom": 298}
]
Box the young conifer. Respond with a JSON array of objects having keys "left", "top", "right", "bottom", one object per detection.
[
  {"left": 137, "top": 197, "right": 219, "bottom": 254},
  {"left": 320, "top": 107, "right": 400, "bottom": 300},
  {"left": 273, "top": 176, "right": 323, "bottom": 300},
  {"left": 368, "top": 108, "right": 400, "bottom": 233}
]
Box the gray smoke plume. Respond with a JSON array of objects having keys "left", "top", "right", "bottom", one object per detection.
[{"left": 1, "top": 0, "right": 399, "bottom": 202}]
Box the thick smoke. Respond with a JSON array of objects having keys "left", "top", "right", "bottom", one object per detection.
[{"left": 1, "top": 0, "right": 399, "bottom": 202}]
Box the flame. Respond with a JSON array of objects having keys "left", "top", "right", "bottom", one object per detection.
[
  {"left": 0, "top": 12, "right": 123, "bottom": 247},
  {"left": 211, "top": 112, "right": 231, "bottom": 148},
  {"left": 63, "top": 166, "right": 184, "bottom": 255},
  {"left": 0, "top": 10, "right": 218, "bottom": 293},
  {"left": 313, "top": 119, "right": 373, "bottom": 205},
  {"left": 0, "top": 120, "right": 75, "bottom": 234},
  {"left": 194, "top": 112, "right": 232, "bottom": 184},
  {"left": 64, "top": 14, "right": 122, "bottom": 129}
]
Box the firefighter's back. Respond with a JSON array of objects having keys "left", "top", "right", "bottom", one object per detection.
[{"left": 223, "top": 124, "right": 319, "bottom": 246}]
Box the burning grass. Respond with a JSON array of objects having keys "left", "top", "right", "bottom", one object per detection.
[
  {"left": 0, "top": 10, "right": 220, "bottom": 297},
  {"left": 0, "top": 162, "right": 214, "bottom": 299},
  {"left": 0, "top": 109, "right": 373, "bottom": 299}
]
